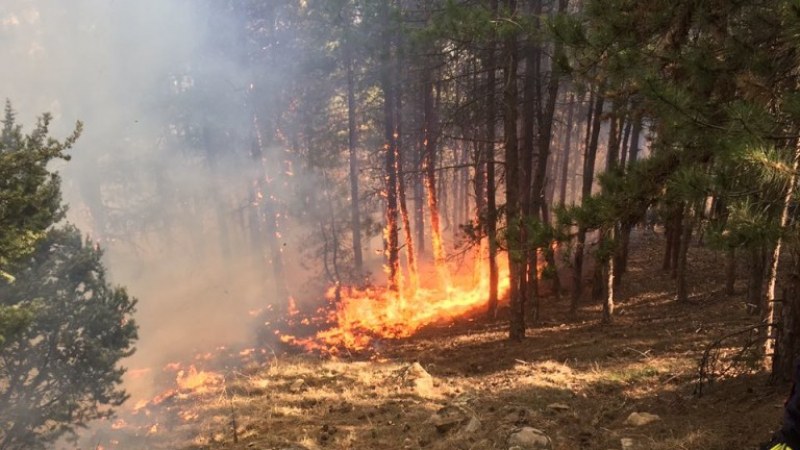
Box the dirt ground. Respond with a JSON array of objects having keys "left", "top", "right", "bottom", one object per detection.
[{"left": 86, "top": 231, "right": 789, "bottom": 450}]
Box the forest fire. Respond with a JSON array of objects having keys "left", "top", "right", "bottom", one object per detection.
[
  {"left": 175, "top": 365, "right": 223, "bottom": 392},
  {"left": 279, "top": 258, "right": 511, "bottom": 353}
]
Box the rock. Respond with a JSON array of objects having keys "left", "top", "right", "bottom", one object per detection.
[
  {"left": 621, "top": 437, "right": 635, "bottom": 450},
  {"left": 507, "top": 427, "right": 552, "bottom": 449},
  {"left": 502, "top": 407, "right": 533, "bottom": 425},
  {"left": 288, "top": 379, "right": 304, "bottom": 393},
  {"left": 624, "top": 412, "right": 660, "bottom": 427},
  {"left": 546, "top": 403, "right": 570, "bottom": 412},
  {"left": 401, "top": 362, "right": 435, "bottom": 397},
  {"left": 463, "top": 415, "right": 481, "bottom": 433},
  {"left": 429, "top": 405, "right": 469, "bottom": 433}
]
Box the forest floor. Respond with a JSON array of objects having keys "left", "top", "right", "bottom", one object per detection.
[{"left": 91, "top": 231, "right": 787, "bottom": 450}]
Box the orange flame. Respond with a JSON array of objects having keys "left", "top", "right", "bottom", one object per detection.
[
  {"left": 280, "top": 257, "right": 510, "bottom": 353},
  {"left": 175, "top": 365, "right": 222, "bottom": 393}
]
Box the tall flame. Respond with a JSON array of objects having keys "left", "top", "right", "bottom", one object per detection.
[{"left": 280, "top": 258, "right": 510, "bottom": 353}]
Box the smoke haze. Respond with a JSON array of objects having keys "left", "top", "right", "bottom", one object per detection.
[{"left": 0, "top": 0, "right": 331, "bottom": 400}]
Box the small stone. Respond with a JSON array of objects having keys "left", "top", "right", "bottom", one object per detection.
[
  {"left": 402, "top": 362, "right": 436, "bottom": 397},
  {"left": 429, "top": 406, "right": 468, "bottom": 433},
  {"left": 621, "top": 437, "right": 635, "bottom": 450},
  {"left": 503, "top": 407, "right": 532, "bottom": 425},
  {"left": 507, "top": 427, "right": 552, "bottom": 449},
  {"left": 289, "top": 379, "right": 304, "bottom": 393},
  {"left": 546, "top": 403, "right": 570, "bottom": 412},
  {"left": 624, "top": 412, "right": 660, "bottom": 427},
  {"left": 463, "top": 415, "right": 481, "bottom": 433}
]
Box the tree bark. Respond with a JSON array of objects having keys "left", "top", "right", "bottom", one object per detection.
[
  {"left": 346, "top": 45, "right": 363, "bottom": 272},
  {"left": 380, "top": 1, "right": 400, "bottom": 292},
  {"left": 675, "top": 205, "right": 693, "bottom": 303},
  {"left": 485, "top": 0, "right": 500, "bottom": 318},
  {"left": 505, "top": 0, "right": 524, "bottom": 341},
  {"left": 558, "top": 93, "right": 575, "bottom": 208},
  {"left": 571, "top": 90, "right": 604, "bottom": 316},
  {"left": 764, "top": 142, "right": 799, "bottom": 372},
  {"left": 423, "top": 69, "right": 450, "bottom": 289}
]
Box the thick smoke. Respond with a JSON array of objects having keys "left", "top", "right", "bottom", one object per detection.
[{"left": 0, "top": 1, "right": 327, "bottom": 400}]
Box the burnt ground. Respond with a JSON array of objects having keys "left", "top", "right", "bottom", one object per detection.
[{"left": 81, "top": 231, "right": 788, "bottom": 450}]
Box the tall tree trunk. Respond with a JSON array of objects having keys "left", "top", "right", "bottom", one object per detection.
[
  {"left": 520, "top": 7, "right": 539, "bottom": 324},
  {"left": 571, "top": 90, "right": 605, "bottom": 316},
  {"left": 663, "top": 216, "right": 674, "bottom": 271},
  {"left": 380, "top": 1, "right": 400, "bottom": 292},
  {"left": 346, "top": 46, "right": 363, "bottom": 272},
  {"left": 558, "top": 93, "right": 575, "bottom": 208},
  {"left": 505, "top": 0, "right": 524, "bottom": 341},
  {"left": 423, "top": 69, "right": 450, "bottom": 289},
  {"left": 485, "top": 0, "right": 500, "bottom": 318},
  {"left": 776, "top": 251, "right": 800, "bottom": 379},
  {"left": 321, "top": 171, "right": 342, "bottom": 301},
  {"left": 252, "top": 113, "right": 290, "bottom": 310},
  {"left": 602, "top": 226, "right": 615, "bottom": 323},
  {"left": 670, "top": 205, "right": 683, "bottom": 278},
  {"left": 415, "top": 144, "right": 426, "bottom": 256},
  {"left": 394, "top": 46, "right": 418, "bottom": 294},
  {"left": 628, "top": 117, "right": 643, "bottom": 163},
  {"left": 675, "top": 205, "right": 693, "bottom": 303},
  {"left": 619, "top": 117, "right": 632, "bottom": 168},
  {"left": 764, "top": 142, "right": 799, "bottom": 372},
  {"left": 396, "top": 129, "right": 419, "bottom": 293}
]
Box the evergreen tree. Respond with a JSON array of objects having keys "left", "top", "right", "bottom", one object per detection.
[
  {"left": 0, "top": 104, "right": 137, "bottom": 448},
  {"left": 0, "top": 227, "right": 137, "bottom": 449}
]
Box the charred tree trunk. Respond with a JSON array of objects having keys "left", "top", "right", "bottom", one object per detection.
[
  {"left": 394, "top": 47, "right": 419, "bottom": 293},
  {"left": 485, "top": 0, "right": 500, "bottom": 318},
  {"left": 397, "top": 131, "right": 419, "bottom": 293},
  {"left": 415, "top": 143, "right": 426, "bottom": 256},
  {"left": 423, "top": 69, "right": 449, "bottom": 289},
  {"left": 346, "top": 45, "right": 363, "bottom": 272},
  {"left": 380, "top": 2, "right": 400, "bottom": 292}
]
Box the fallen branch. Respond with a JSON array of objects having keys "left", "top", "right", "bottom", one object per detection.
[{"left": 694, "top": 323, "right": 769, "bottom": 397}]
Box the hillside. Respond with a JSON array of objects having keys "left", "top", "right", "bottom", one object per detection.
[{"left": 81, "top": 232, "right": 785, "bottom": 450}]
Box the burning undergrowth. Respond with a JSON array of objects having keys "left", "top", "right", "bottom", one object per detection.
[
  {"left": 74, "top": 252, "right": 528, "bottom": 449},
  {"left": 73, "top": 345, "right": 272, "bottom": 449},
  {"left": 274, "top": 253, "right": 513, "bottom": 355}
]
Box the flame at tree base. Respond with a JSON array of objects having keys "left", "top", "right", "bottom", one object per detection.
[{"left": 279, "top": 258, "right": 510, "bottom": 353}]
